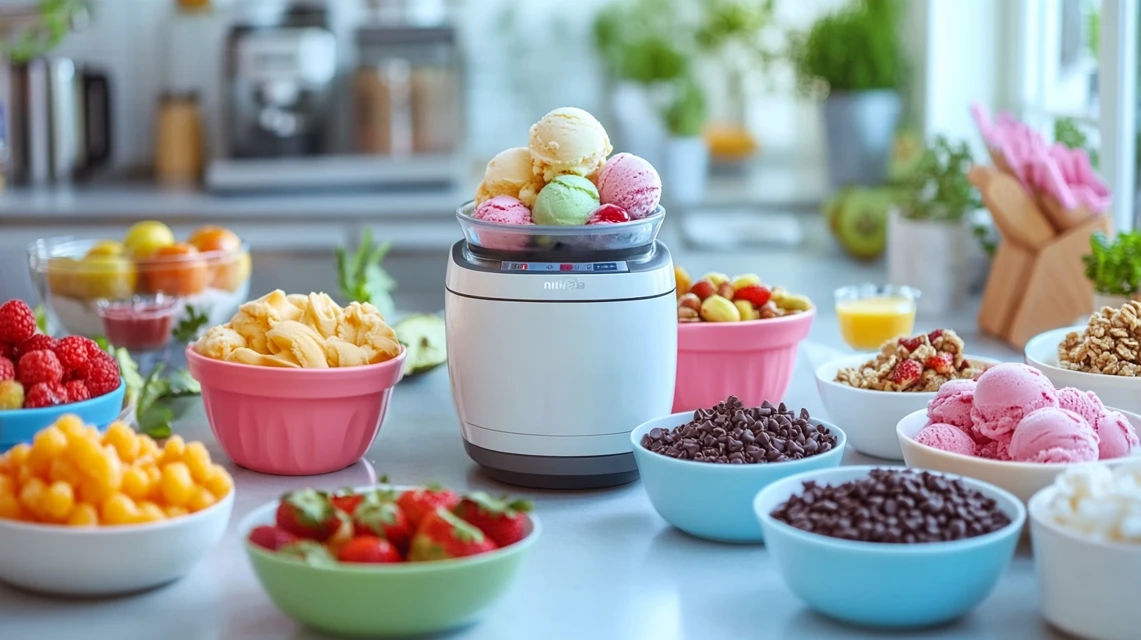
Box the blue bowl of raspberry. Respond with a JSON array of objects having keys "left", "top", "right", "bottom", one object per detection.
[{"left": 0, "top": 300, "right": 127, "bottom": 452}]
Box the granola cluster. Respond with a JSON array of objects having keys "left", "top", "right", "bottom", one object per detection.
[
  {"left": 834, "top": 329, "right": 983, "bottom": 392},
  {"left": 1058, "top": 302, "right": 1141, "bottom": 376}
]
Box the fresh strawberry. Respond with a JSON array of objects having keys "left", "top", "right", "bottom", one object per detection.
[
  {"left": 924, "top": 352, "right": 955, "bottom": 375},
  {"left": 248, "top": 525, "right": 300, "bottom": 551},
  {"left": 24, "top": 381, "right": 64, "bottom": 408},
  {"left": 0, "top": 300, "right": 36, "bottom": 346},
  {"left": 330, "top": 493, "right": 364, "bottom": 515},
  {"left": 397, "top": 485, "right": 461, "bottom": 529},
  {"left": 336, "top": 535, "right": 402, "bottom": 564},
  {"left": 0, "top": 380, "right": 24, "bottom": 409},
  {"left": 928, "top": 329, "right": 945, "bottom": 341},
  {"left": 898, "top": 335, "right": 924, "bottom": 353},
  {"left": 353, "top": 496, "right": 412, "bottom": 551},
  {"left": 81, "top": 352, "right": 121, "bottom": 397},
  {"left": 65, "top": 379, "right": 90, "bottom": 403},
  {"left": 14, "top": 334, "right": 55, "bottom": 362},
  {"left": 0, "top": 356, "right": 13, "bottom": 382},
  {"left": 16, "top": 350, "right": 63, "bottom": 388},
  {"left": 733, "top": 285, "right": 772, "bottom": 308},
  {"left": 52, "top": 336, "right": 92, "bottom": 374},
  {"left": 275, "top": 488, "right": 346, "bottom": 541},
  {"left": 278, "top": 540, "right": 338, "bottom": 566},
  {"left": 408, "top": 507, "right": 497, "bottom": 561},
  {"left": 587, "top": 203, "right": 631, "bottom": 225},
  {"left": 886, "top": 359, "right": 923, "bottom": 388},
  {"left": 453, "top": 492, "right": 533, "bottom": 547}
]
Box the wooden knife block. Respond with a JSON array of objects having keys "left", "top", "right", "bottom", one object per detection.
[{"left": 971, "top": 166, "right": 1106, "bottom": 348}]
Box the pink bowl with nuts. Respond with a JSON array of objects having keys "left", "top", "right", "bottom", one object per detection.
[{"left": 673, "top": 307, "right": 815, "bottom": 412}]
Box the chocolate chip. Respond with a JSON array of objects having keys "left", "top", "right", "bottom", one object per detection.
[
  {"left": 770, "top": 469, "right": 1012, "bottom": 543},
  {"left": 640, "top": 396, "right": 836, "bottom": 464}
]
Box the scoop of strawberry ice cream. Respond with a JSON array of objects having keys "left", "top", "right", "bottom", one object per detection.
[
  {"left": 474, "top": 195, "right": 534, "bottom": 225},
  {"left": 915, "top": 423, "right": 977, "bottom": 456},
  {"left": 1055, "top": 387, "right": 1104, "bottom": 426},
  {"left": 926, "top": 379, "right": 976, "bottom": 431},
  {"left": 1092, "top": 409, "right": 1140, "bottom": 460},
  {"left": 1009, "top": 407, "right": 1099, "bottom": 464},
  {"left": 977, "top": 435, "right": 1013, "bottom": 461},
  {"left": 970, "top": 363, "right": 1058, "bottom": 440}
]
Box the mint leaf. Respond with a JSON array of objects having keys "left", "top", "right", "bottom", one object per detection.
[
  {"left": 33, "top": 305, "right": 48, "bottom": 333},
  {"left": 137, "top": 405, "right": 174, "bottom": 439},
  {"left": 172, "top": 306, "right": 209, "bottom": 343},
  {"left": 95, "top": 336, "right": 110, "bottom": 352}
]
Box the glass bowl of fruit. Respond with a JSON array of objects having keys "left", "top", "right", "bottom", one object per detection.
[
  {"left": 27, "top": 222, "right": 251, "bottom": 346},
  {"left": 672, "top": 267, "right": 816, "bottom": 413}
]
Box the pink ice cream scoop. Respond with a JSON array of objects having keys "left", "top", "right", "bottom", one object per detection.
[
  {"left": 971, "top": 363, "right": 1058, "bottom": 441},
  {"left": 474, "top": 195, "right": 534, "bottom": 225},
  {"left": 595, "top": 152, "right": 662, "bottom": 220},
  {"left": 1055, "top": 387, "right": 1105, "bottom": 426},
  {"left": 1008, "top": 407, "right": 1099, "bottom": 464},
  {"left": 914, "top": 423, "right": 977, "bottom": 457},
  {"left": 977, "top": 436, "right": 1012, "bottom": 461},
  {"left": 926, "top": 379, "right": 976, "bottom": 431},
  {"left": 1092, "top": 409, "right": 1140, "bottom": 460}
]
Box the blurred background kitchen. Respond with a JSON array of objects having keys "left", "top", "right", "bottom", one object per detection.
[{"left": 0, "top": 0, "right": 1133, "bottom": 319}]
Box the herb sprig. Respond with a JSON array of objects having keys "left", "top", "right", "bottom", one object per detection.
[
  {"left": 336, "top": 229, "right": 396, "bottom": 319},
  {"left": 1083, "top": 231, "right": 1141, "bottom": 297}
]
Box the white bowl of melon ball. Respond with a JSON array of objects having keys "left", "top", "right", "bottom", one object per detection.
[
  {"left": 897, "top": 362, "right": 1141, "bottom": 504},
  {"left": 815, "top": 329, "right": 1001, "bottom": 460}
]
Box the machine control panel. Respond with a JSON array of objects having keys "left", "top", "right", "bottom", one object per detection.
[{"left": 500, "top": 261, "right": 629, "bottom": 274}]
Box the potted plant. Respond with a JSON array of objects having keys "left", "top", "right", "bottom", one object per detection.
[
  {"left": 1083, "top": 231, "right": 1141, "bottom": 309},
  {"left": 788, "top": 0, "right": 905, "bottom": 189},
  {"left": 661, "top": 75, "right": 709, "bottom": 204},
  {"left": 887, "top": 136, "right": 981, "bottom": 315}
]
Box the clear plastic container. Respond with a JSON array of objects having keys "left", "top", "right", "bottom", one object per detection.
[
  {"left": 456, "top": 201, "right": 665, "bottom": 258},
  {"left": 27, "top": 236, "right": 251, "bottom": 340}
]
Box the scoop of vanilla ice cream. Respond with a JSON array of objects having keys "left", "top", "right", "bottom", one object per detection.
[
  {"left": 226, "top": 347, "right": 301, "bottom": 368},
  {"left": 339, "top": 301, "right": 401, "bottom": 363},
  {"left": 474, "top": 146, "right": 544, "bottom": 206},
  {"left": 195, "top": 325, "right": 247, "bottom": 360},
  {"left": 302, "top": 292, "right": 343, "bottom": 338},
  {"left": 325, "top": 337, "right": 370, "bottom": 367},
  {"left": 266, "top": 320, "right": 329, "bottom": 368},
  {"left": 1050, "top": 462, "right": 1141, "bottom": 542},
  {"left": 528, "top": 107, "right": 612, "bottom": 182}
]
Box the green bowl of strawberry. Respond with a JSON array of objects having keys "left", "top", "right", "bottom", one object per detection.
[{"left": 238, "top": 485, "right": 541, "bottom": 638}]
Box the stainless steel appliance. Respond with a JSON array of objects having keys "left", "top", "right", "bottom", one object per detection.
[
  {"left": 223, "top": 0, "right": 336, "bottom": 158},
  {"left": 4, "top": 58, "right": 111, "bottom": 185}
]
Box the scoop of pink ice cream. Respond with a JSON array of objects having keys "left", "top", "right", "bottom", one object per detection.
[
  {"left": 970, "top": 363, "right": 1058, "bottom": 440},
  {"left": 926, "top": 379, "right": 976, "bottom": 431},
  {"left": 1008, "top": 407, "right": 1099, "bottom": 464},
  {"left": 1092, "top": 409, "right": 1140, "bottom": 460},
  {"left": 474, "top": 195, "right": 534, "bottom": 225},
  {"left": 595, "top": 152, "right": 662, "bottom": 219},
  {"left": 977, "top": 436, "right": 1012, "bottom": 461},
  {"left": 1055, "top": 387, "right": 1104, "bottom": 425},
  {"left": 915, "top": 423, "right": 977, "bottom": 456}
]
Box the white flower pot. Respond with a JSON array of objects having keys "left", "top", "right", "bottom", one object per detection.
[
  {"left": 887, "top": 210, "right": 970, "bottom": 317},
  {"left": 663, "top": 136, "right": 708, "bottom": 205}
]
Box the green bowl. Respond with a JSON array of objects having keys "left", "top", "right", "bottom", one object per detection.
[{"left": 239, "top": 488, "right": 541, "bottom": 638}]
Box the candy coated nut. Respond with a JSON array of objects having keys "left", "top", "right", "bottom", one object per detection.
[
  {"left": 704, "top": 272, "right": 730, "bottom": 286},
  {"left": 678, "top": 293, "right": 702, "bottom": 312},
  {"left": 777, "top": 293, "right": 813, "bottom": 311},
  {"left": 700, "top": 295, "right": 741, "bottom": 322},
  {"left": 689, "top": 280, "right": 716, "bottom": 300},
  {"left": 674, "top": 266, "right": 692, "bottom": 299},
  {"left": 678, "top": 307, "right": 700, "bottom": 321},
  {"left": 735, "top": 300, "right": 760, "bottom": 320},
  {"left": 716, "top": 282, "right": 735, "bottom": 300},
  {"left": 734, "top": 284, "right": 772, "bottom": 308},
  {"left": 731, "top": 274, "right": 762, "bottom": 290}
]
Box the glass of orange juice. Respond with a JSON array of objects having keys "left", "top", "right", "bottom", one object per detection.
[{"left": 835, "top": 285, "right": 921, "bottom": 351}]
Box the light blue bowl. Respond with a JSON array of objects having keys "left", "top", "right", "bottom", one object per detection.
[
  {"left": 630, "top": 411, "right": 846, "bottom": 543},
  {"left": 0, "top": 379, "right": 125, "bottom": 452},
  {"left": 754, "top": 465, "right": 1026, "bottom": 629}
]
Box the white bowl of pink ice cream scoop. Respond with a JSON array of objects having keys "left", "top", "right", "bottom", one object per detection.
[{"left": 896, "top": 362, "right": 1141, "bottom": 504}]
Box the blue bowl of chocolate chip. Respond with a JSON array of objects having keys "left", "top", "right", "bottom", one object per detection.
[
  {"left": 754, "top": 466, "right": 1025, "bottom": 629},
  {"left": 630, "top": 396, "right": 846, "bottom": 543}
]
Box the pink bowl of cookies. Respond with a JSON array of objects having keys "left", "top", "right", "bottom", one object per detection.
[{"left": 673, "top": 268, "right": 814, "bottom": 412}]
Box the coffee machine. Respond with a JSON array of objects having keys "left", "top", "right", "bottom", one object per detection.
[{"left": 223, "top": 0, "right": 336, "bottom": 158}]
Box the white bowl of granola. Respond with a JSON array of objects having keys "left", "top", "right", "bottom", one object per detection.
[
  {"left": 815, "top": 330, "right": 998, "bottom": 460},
  {"left": 1025, "top": 309, "right": 1141, "bottom": 411}
]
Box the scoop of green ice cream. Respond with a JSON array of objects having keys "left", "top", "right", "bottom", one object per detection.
[{"left": 533, "top": 175, "right": 600, "bottom": 225}]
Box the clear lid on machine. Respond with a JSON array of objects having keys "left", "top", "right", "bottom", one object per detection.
[{"left": 455, "top": 201, "right": 665, "bottom": 260}]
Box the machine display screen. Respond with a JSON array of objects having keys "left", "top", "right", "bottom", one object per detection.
[{"left": 500, "top": 261, "right": 629, "bottom": 273}]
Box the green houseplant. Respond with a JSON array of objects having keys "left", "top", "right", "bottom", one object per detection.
[
  {"left": 1083, "top": 231, "right": 1141, "bottom": 307},
  {"left": 788, "top": 0, "right": 905, "bottom": 188},
  {"left": 0, "top": 0, "right": 90, "bottom": 62},
  {"left": 662, "top": 75, "right": 710, "bottom": 203}
]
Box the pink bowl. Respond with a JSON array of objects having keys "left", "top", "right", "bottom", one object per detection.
[
  {"left": 185, "top": 345, "right": 407, "bottom": 476},
  {"left": 674, "top": 308, "right": 815, "bottom": 412}
]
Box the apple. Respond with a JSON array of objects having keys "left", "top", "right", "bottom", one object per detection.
[
  {"left": 138, "top": 243, "right": 208, "bottom": 296},
  {"left": 123, "top": 221, "right": 175, "bottom": 259},
  {"left": 188, "top": 225, "right": 241, "bottom": 254}
]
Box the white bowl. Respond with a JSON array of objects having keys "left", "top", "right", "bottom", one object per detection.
[
  {"left": 1025, "top": 325, "right": 1141, "bottom": 411},
  {"left": 816, "top": 354, "right": 1001, "bottom": 460},
  {"left": 897, "top": 409, "right": 1141, "bottom": 504},
  {"left": 0, "top": 491, "right": 233, "bottom": 595},
  {"left": 1029, "top": 484, "right": 1141, "bottom": 640}
]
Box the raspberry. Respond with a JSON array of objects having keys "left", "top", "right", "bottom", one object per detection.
[
  {"left": 83, "top": 353, "right": 121, "bottom": 397},
  {"left": 16, "top": 350, "right": 63, "bottom": 388},
  {"left": 0, "top": 356, "right": 13, "bottom": 382},
  {"left": 64, "top": 379, "right": 90, "bottom": 403},
  {"left": 0, "top": 380, "right": 24, "bottom": 409},
  {"left": 15, "top": 334, "right": 56, "bottom": 362},
  {"left": 53, "top": 335, "right": 91, "bottom": 375},
  {"left": 24, "top": 381, "right": 64, "bottom": 408},
  {"left": 0, "top": 300, "right": 36, "bottom": 346},
  {"left": 0, "top": 343, "right": 12, "bottom": 360}
]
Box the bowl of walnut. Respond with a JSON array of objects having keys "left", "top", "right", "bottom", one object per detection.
[
  {"left": 815, "top": 329, "right": 1000, "bottom": 460},
  {"left": 1025, "top": 303, "right": 1141, "bottom": 411}
]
